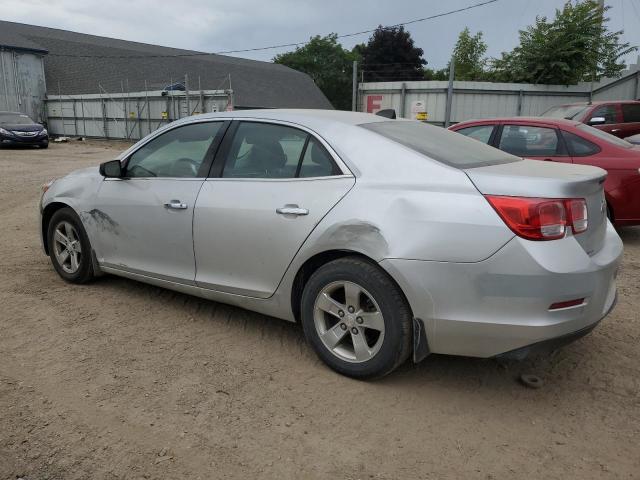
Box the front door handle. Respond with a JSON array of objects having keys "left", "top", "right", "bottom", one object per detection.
[
  {"left": 164, "top": 200, "right": 188, "bottom": 210},
  {"left": 276, "top": 205, "right": 309, "bottom": 216}
]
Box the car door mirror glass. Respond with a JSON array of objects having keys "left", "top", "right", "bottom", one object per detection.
[
  {"left": 99, "top": 160, "right": 123, "bottom": 178},
  {"left": 589, "top": 116, "right": 606, "bottom": 125}
]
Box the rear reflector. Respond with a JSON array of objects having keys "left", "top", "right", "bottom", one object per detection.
[
  {"left": 485, "top": 195, "right": 588, "bottom": 241},
  {"left": 549, "top": 298, "right": 585, "bottom": 310}
]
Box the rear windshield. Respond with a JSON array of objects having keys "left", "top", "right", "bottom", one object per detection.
[
  {"left": 576, "top": 123, "right": 633, "bottom": 149},
  {"left": 542, "top": 105, "right": 589, "bottom": 120},
  {"left": 0, "top": 113, "right": 35, "bottom": 125},
  {"left": 360, "top": 120, "right": 518, "bottom": 168}
]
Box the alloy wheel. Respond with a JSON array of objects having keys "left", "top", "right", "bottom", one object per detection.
[
  {"left": 53, "top": 221, "right": 82, "bottom": 274},
  {"left": 313, "top": 281, "right": 385, "bottom": 363}
]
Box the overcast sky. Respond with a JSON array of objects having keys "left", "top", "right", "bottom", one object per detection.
[{"left": 1, "top": 0, "right": 639, "bottom": 68}]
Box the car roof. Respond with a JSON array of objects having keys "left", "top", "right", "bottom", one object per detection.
[
  {"left": 184, "top": 109, "right": 387, "bottom": 128},
  {"left": 548, "top": 100, "right": 640, "bottom": 107},
  {"left": 452, "top": 117, "right": 582, "bottom": 128}
]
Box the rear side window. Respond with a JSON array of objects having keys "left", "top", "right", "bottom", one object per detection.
[
  {"left": 622, "top": 104, "right": 640, "bottom": 123},
  {"left": 360, "top": 121, "right": 518, "bottom": 168},
  {"left": 455, "top": 125, "right": 495, "bottom": 144},
  {"left": 498, "top": 125, "right": 563, "bottom": 157},
  {"left": 222, "top": 122, "right": 340, "bottom": 178},
  {"left": 561, "top": 131, "right": 601, "bottom": 156}
]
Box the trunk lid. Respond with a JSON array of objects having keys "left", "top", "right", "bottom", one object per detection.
[{"left": 465, "top": 159, "right": 608, "bottom": 255}]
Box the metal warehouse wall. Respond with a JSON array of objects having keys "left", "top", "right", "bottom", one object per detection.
[
  {"left": 0, "top": 48, "right": 47, "bottom": 121},
  {"left": 359, "top": 65, "right": 640, "bottom": 124},
  {"left": 45, "top": 90, "right": 232, "bottom": 140}
]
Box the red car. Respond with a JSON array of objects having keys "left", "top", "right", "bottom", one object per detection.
[
  {"left": 449, "top": 117, "right": 640, "bottom": 226},
  {"left": 541, "top": 100, "right": 640, "bottom": 139}
]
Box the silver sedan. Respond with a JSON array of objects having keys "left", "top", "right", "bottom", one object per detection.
[{"left": 40, "top": 110, "right": 623, "bottom": 378}]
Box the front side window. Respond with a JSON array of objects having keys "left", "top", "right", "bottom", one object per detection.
[
  {"left": 622, "top": 104, "right": 640, "bottom": 123},
  {"left": 590, "top": 105, "right": 618, "bottom": 124},
  {"left": 455, "top": 125, "right": 495, "bottom": 144},
  {"left": 222, "top": 122, "right": 339, "bottom": 179},
  {"left": 126, "top": 122, "right": 222, "bottom": 178},
  {"left": 498, "top": 125, "right": 562, "bottom": 157}
]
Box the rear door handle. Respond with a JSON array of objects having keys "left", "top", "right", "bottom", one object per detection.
[
  {"left": 164, "top": 200, "right": 188, "bottom": 210},
  {"left": 276, "top": 205, "right": 309, "bottom": 216}
]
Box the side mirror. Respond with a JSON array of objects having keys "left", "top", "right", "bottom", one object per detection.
[
  {"left": 99, "top": 160, "right": 123, "bottom": 178},
  {"left": 376, "top": 109, "right": 397, "bottom": 119},
  {"left": 588, "top": 116, "right": 606, "bottom": 125}
]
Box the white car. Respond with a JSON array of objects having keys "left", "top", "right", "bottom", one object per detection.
[{"left": 40, "top": 110, "right": 622, "bottom": 378}]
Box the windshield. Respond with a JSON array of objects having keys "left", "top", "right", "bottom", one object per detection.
[
  {"left": 0, "top": 113, "right": 36, "bottom": 126},
  {"left": 359, "top": 120, "right": 519, "bottom": 168},
  {"left": 577, "top": 124, "right": 633, "bottom": 149},
  {"left": 542, "top": 105, "right": 588, "bottom": 120}
]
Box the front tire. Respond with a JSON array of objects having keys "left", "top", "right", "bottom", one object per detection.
[
  {"left": 47, "top": 208, "right": 95, "bottom": 283},
  {"left": 300, "top": 257, "right": 412, "bottom": 379}
]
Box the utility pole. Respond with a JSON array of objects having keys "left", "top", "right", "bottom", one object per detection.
[
  {"left": 352, "top": 60, "right": 358, "bottom": 112},
  {"left": 444, "top": 56, "right": 455, "bottom": 127},
  {"left": 589, "top": 0, "right": 605, "bottom": 104}
]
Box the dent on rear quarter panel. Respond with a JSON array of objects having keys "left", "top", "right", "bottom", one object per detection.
[{"left": 314, "top": 220, "right": 390, "bottom": 259}]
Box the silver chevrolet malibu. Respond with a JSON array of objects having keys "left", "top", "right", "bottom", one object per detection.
[{"left": 40, "top": 110, "right": 623, "bottom": 378}]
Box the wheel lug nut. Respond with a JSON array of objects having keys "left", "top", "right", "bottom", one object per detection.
[
  {"left": 356, "top": 317, "right": 363, "bottom": 324},
  {"left": 338, "top": 310, "right": 344, "bottom": 317},
  {"left": 340, "top": 323, "right": 347, "bottom": 330},
  {"left": 351, "top": 327, "right": 358, "bottom": 334},
  {"left": 347, "top": 306, "right": 355, "bottom": 313}
]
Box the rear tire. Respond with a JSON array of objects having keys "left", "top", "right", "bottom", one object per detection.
[
  {"left": 47, "top": 207, "right": 95, "bottom": 284},
  {"left": 300, "top": 257, "right": 412, "bottom": 379}
]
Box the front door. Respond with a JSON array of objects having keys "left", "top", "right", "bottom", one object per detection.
[
  {"left": 193, "top": 120, "right": 355, "bottom": 298},
  {"left": 496, "top": 124, "right": 573, "bottom": 163},
  {"left": 93, "top": 121, "right": 225, "bottom": 283}
]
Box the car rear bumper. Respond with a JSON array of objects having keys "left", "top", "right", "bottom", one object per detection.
[{"left": 381, "top": 221, "right": 623, "bottom": 358}]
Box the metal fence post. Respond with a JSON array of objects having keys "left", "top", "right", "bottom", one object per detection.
[
  {"left": 400, "top": 82, "right": 406, "bottom": 118},
  {"left": 517, "top": 89, "right": 524, "bottom": 116},
  {"left": 352, "top": 60, "right": 357, "bottom": 112},
  {"left": 444, "top": 58, "right": 455, "bottom": 127}
]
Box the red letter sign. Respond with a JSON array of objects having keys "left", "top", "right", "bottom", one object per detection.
[{"left": 366, "top": 95, "right": 383, "bottom": 113}]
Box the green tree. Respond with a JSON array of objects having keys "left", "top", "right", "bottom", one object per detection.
[
  {"left": 423, "top": 67, "right": 448, "bottom": 81},
  {"left": 490, "top": 0, "right": 636, "bottom": 84},
  {"left": 273, "top": 34, "right": 359, "bottom": 110},
  {"left": 450, "top": 28, "right": 488, "bottom": 81},
  {"left": 356, "top": 26, "right": 426, "bottom": 82}
]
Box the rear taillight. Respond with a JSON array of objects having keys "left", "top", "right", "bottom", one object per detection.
[
  {"left": 485, "top": 196, "right": 588, "bottom": 241},
  {"left": 566, "top": 199, "right": 588, "bottom": 233}
]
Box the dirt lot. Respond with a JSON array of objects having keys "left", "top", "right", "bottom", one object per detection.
[{"left": 0, "top": 140, "right": 639, "bottom": 480}]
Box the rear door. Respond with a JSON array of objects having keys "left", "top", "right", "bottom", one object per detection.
[
  {"left": 496, "top": 123, "right": 572, "bottom": 163},
  {"left": 193, "top": 120, "right": 355, "bottom": 298}
]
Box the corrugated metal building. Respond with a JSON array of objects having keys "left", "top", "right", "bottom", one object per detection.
[
  {"left": 358, "top": 62, "right": 640, "bottom": 124},
  {"left": 0, "top": 20, "right": 332, "bottom": 125},
  {"left": 0, "top": 29, "right": 48, "bottom": 121}
]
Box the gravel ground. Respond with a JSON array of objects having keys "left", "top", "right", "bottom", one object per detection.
[{"left": 0, "top": 141, "right": 639, "bottom": 480}]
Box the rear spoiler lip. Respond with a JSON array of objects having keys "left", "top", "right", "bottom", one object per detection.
[{"left": 463, "top": 160, "right": 607, "bottom": 199}]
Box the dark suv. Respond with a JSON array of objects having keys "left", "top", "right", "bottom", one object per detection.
[{"left": 541, "top": 100, "right": 640, "bottom": 139}]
